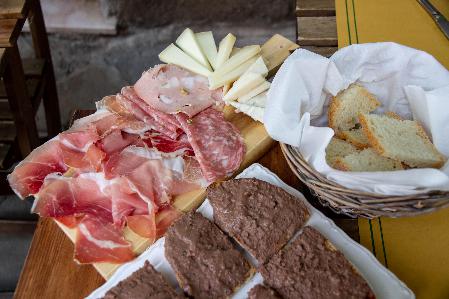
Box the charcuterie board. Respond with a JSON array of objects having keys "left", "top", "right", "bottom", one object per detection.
[{"left": 55, "top": 34, "right": 299, "bottom": 279}]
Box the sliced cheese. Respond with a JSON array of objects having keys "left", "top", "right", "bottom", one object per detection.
[
  {"left": 176, "top": 28, "right": 211, "bottom": 70},
  {"left": 239, "top": 91, "right": 267, "bottom": 107},
  {"left": 208, "top": 55, "right": 258, "bottom": 89},
  {"left": 196, "top": 31, "right": 218, "bottom": 70},
  {"left": 238, "top": 81, "right": 270, "bottom": 103},
  {"left": 223, "top": 72, "right": 266, "bottom": 101},
  {"left": 159, "top": 43, "right": 211, "bottom": 77},
  {"left": 230, "top": 47, "right": 241, "bottom": 57},
  {"left": 243, "top": 56, "right": 268, "bottom": 77},
  {"left": 229, "top": 101, "right": 265, "bottom": 123},
  {"left": 215, "top": 33, "right": 236, "bottom": 69},
  {"left": 213, "top": 45, "right": 261, "bottom": 77}
]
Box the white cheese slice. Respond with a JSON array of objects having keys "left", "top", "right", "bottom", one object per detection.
[
  {"left": 215, "top": 33, "right": 236, "bottom": 69},
  {"left": 213, "top": 45, "right": 261, "bottom": 77},
  {"left": 195, "top": 31, "right": 218, "bottom": 70},
  {"left": 159, "top": 43, "right": 212, "bottom": 77},
  {"left": 176, "top": 28, "right": 211, "bottom": 70},
  {"left": 229, "top": 101, "right": 265, "bottom": 123},
  {"left": 208, "top": 55, "right": 258, "bottom": 89},
  {"left": 223, "top": 72, "right": 266, "bottom": 101},
  {"left": 238, "top": 91, "right": 267, "bottom": 107},
  {"left": 230, "top": 47, "right": 241, "bottom": 57},
  {"left": 243, "top": 56, "right": 268, "bottom": 77},
  {"left": 238, "top": 81, "right": 270, "bottom": 104}
]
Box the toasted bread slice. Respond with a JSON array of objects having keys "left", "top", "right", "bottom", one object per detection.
[
  {"left": 359, "top": 113, "right": 446, "bottom": 168},
  {"left": 328, "top": 84, "right": 381, "bottom": 137},
  {"left": 334, "top": 148, "right": 403, "bottom": 171},
  {"left": 325, "top": 137, "right": 359, "bottom": 168}
]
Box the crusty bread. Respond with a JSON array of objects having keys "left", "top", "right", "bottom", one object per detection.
[
  {"left": 334, "top": 148, "right": 403, "bottom": 171},
  {"left": 325, "top": 137, "right": 359, "bottom": 168},
  {"left": 340, "top": 128, "right": 370, "bottom": 149},
  {"left": 328, "top": 84, "right": 381, "bottom": 137},
  {"left": 359, "top": 113, "right": 446, "bottom": 168}
]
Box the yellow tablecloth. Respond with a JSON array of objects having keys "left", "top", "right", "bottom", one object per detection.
[{"left": 335, "top": 1, "right": 449, "bottom": 298}]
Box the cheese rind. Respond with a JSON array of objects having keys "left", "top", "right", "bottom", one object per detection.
[
  {"left": 223, "top": 72, "right": 266, "bottom": 101},
  {"left": 243, "top": 56, "right": 268, "bottom": 77},
  {"left": 176, "top": 28, "right": 212, "bottom": 70},
  {"left": 159, "top": 43, "right": 212, "bottom": 77},
  {"left": 213, "top": 45, "right": 261, "bottom": 77},
  {"left": 196, "top": 31, "right": 218, "bottom": 70},
  {"left": 208, "top": 56, "right": 259, "bottom": 89},
  {"left": 238, "top": 81, "right": 270, "bottom": 103},
  {"left": 229, "top": 101, "right": 265, "bottom": 123},
  {"left": 215, "top": 33, "right": 236, "bottom": 69}
]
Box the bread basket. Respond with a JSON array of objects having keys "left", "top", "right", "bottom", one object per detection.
[{"left": 280, "top": 142, "right": 449, "bottom": 218}]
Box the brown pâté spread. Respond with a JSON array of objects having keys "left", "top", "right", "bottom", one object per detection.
[
  {"left": 248, "top": 284, "right": 282, "bottom": 299},
  {"left": 260, "top": 227, "right": 375, "bottom": 299},
  {"left": 164, "top": 211, "right": 252, "bottom": 299},
  {"left": 207, "top": 178, "right": 309, "bottom": 263},
  {"left": 102, "top": 261, "right": 183, "bottom": 299}
]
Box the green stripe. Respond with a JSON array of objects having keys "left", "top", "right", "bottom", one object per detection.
[
  {"left": 344, "top": 0, "right": 353, "bottom": 45},
  {"left": 368, "top": 219, "right": 377, "bottom": 256},
  {"left": 351, "top": 0, "right": 360, "bottom": 43},
  {"left": 378, "top": 218, "right": 389, "bottom": 268}
]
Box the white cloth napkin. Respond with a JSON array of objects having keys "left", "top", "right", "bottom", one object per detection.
[{"left": 264, "top": 42, "right": 449, "bottom": 195}]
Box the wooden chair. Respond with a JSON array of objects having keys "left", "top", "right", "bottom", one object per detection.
[
  {"left": 0, "top": 0, "right": 61, "bottom": 193},
  {"left": 0, "top": 0, "right": 61, "bottom": 157}
]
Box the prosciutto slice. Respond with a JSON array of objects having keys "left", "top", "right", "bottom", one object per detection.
[
  {"left": 145, "top": 132, "right": 194, "bottom": 156},
  {"left": 134, "top": 64, "right": 222, "bottom": 117},
  {"left": 176, "top": 107, "right": 245, "bottom": 182},
  {"left": 75, "top": 216, "right": 134, "bottom": 264}
]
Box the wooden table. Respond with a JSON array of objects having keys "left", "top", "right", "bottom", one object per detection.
[{"left": 14, "top": 109, "right": 359, "bottom": 299}]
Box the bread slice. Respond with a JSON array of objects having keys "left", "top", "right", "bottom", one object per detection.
[
  {"left": 325, "top": 137, "right": 359, "bottom": 168},
  {"left": 328, "top": 84, "right": 381, "bottom": 136},
  {"left": 340, "top": 128, "right": 370, "bottom": 149},
  {"left": 334, "top": 148, "right": 404, "bottom": 171},
  {"left": 359, "top": 113, "right": 446, "bottom": 168}
]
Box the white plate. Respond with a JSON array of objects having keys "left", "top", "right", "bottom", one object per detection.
[{"left": 87, "top": 163, "right": 414, "bottom": 299}]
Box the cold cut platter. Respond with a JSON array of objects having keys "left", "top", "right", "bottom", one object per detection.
[{"left": 7, "top": 30, "right": 298, "bottom": 278}]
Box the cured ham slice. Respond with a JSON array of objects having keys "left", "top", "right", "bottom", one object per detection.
[
  {"left": 145, "top": 132, "right": 194, "bottom": 156},
  {"left": 155, "top": 206, "right": 182, "bottom": 238},
  {"left": 176, "top": 107, "right": 245, "bottom": 182},
  {"left": 75, "top": 216, "right": 134, "bottom": 264},
  {"left": 134, "top": 64, "right": 222, "bottom": 117},
  {"left": 126, "top": 213, "right": 156, "bottom": 242},
  {"left": 121, "top": 87, "right": 182, "bottom": 139}
]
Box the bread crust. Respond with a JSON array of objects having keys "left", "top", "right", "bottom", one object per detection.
[{"left": 358, "top": 113, "right": 387, "bottom": 156}]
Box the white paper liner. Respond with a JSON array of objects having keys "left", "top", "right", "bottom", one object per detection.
[
  {"left": 87, "top": 163, "right": 414, "bottom": 299},
  {"left": 264, "top": 42, "right": 449, "bottom": 195}
]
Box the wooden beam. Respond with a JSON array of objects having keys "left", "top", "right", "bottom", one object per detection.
[
  {"left": 296, "top": 0, "right": 336, "bottom": 17},
  {"left": 0, "top": 0, "right": 28, "bottom": 19},
  {"left": 301, "top": 46, "right": 337, "bottom": 57},
  {"left": 0, "top": 18, "right": 25, "bottom": 47},
  {"left": 297, "top": 16, "right": 338, "bottom": 46}
]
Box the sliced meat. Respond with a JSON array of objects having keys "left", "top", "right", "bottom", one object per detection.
[
  {"left": 121, "top": 86, "right": 182, "bottom": 139},
  {"left": 155, "top": 205, "right": 182, "bottom": 238},
  {"left": 134, "top": 64, "right": 222, "bottom": 117},
  {"left": 75, "top": 215, "right": 134, "bottom": 264},
  {"left": 145, "top": 131, "right": 194, "bottom": 156},
  {"left": 248, "top": 285, "right": 282, "bottom": 299},
  {"left": 126, "top": 214, "right": 156, "bottom": 242},
  {"left": 176, "top": 108, "right": 245, "bottom": 182}
]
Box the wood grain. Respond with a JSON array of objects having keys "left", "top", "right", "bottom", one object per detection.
[
  {"left": 297, "top": 16, "right": 338, "bottom": 46},
  {"left": 301, "top": 45, "right": 337, "bottom": 57},
  {"left": 0, "top": 18, "right": 24, "bottom": 47},
  {"left": 0, "top": 0, "right": 27, "bottom": 19},
  {"left": 296, "top": 0, "right": 336, "bottom": 17}
]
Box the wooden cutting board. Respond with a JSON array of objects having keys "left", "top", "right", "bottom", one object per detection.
[{"left": 55, "top": 34, "right": 299, "bottom": 279}]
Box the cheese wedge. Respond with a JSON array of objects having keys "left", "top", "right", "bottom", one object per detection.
[
  {"left": 176, "top": 28, "right": 211, "bottom": 70},
  {"left": 159, "top": 43, "right": 211, "bottom": 77},
  {"left": 229, "top": 101, "right": 265, "bottom": 122},
  {"left": 215, "top": 33, "right": 236, "bottom": 69},
  {"left": 230, "top": 47, "right": 241, "bottom": 57},
  {"left": 223, "top": 72, "right": 266, "bottom": 101},
  {"left": 208, "top": 56, "right": 259, "bottom": 89},
  {"left": 239, "top": 91, "right": 267, "bottom": 107},
  {"left": 213, "top": 45, "right": 261, "bottom": 77},
  {"left": 238, "top": 81, "right": 270, "bottom": 103},
  {"left": 196, "top": 31, "right": 218, "bottom": 70},
  {"left": 243, "top": 56, "right": 268, "bottom": 77}
]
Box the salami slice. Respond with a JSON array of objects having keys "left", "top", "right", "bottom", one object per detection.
[{"left": 175, "top": 107, "right": 245, "bottom": 182}]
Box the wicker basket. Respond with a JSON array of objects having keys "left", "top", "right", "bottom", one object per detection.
[{"left": 280, "top": 142, "right": 449, "bottom": 218}]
